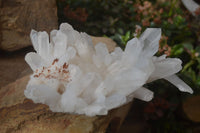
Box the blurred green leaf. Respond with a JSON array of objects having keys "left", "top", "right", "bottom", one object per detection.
[
  {"left": 195, "top": 46, "right": 200, "bottom": 54},
  {"left": 182, "top": 42, "right": 193, "bottom": 51},
  {"left": 123, "top": 31, "right": 131, "bottom": 42},
  {"left": 171, "top": 44, "right": 184, "bottom": 56}
]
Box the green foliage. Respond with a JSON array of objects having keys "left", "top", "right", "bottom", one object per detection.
[
  {"left": 171, "top": 44, "right": 184, "bottom": 56},
  {"left": 57, "top": 0, "right": 137, "bottom": 36}
]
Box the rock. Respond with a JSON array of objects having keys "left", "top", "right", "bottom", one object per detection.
[
  {"left": 0, "top": 75, "right": 132, "bottom": 133},
  {"left": 91, "top": 36, "right": 116, "bottom": 52},
  {"left": 0, "top": 48, "right": 32, "bottom": 88},
  {"left": 0, "top": 0, "right": 58, "bottom": 51},
  {"left": 183, "top": 95, "right": 200, "bottom": 122}
]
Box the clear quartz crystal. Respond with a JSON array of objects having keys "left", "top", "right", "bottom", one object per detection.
[{"left": 24, "top": 23, "right": 193, "bottom": 116}]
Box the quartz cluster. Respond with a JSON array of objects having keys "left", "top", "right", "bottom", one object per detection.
[{"left": 25, "top": 23, "right": 193, "bottom": 116}]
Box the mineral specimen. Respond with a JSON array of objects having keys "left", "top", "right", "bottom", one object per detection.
[{"left": 25, "top": 23, "right": 193, "bottom": 116}]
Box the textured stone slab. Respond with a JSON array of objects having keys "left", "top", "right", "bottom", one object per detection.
[
  {"left": 0, "top": 0, "right": 58, "bottom": 51},
  {"left": 0, "top": 75, "right": 131, "bottom": 133},
  {"left": 0, "top": 49, "right": 32, "bottom": 88},
  {"left": 183, "top": 95, "right": 200, "bottom": 122}
]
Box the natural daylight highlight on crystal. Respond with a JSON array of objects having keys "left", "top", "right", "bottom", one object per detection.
[{"left": 24, "top": 23, "right": 193, "bottom": 116}]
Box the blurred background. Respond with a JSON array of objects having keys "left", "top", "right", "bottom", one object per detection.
[
  {"left": 57, "top": 0, "right": 200, "bottom": 132},
  {"left": 0, "top": 0, "right": 200, "bottom": 132}
]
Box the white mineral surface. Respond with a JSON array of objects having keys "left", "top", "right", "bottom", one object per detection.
[{"left": 25, "top": 23, "right": 193, "bottom": 116}]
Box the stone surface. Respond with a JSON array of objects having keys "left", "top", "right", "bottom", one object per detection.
[
  {"left": 0, "top": 48, "right": 32, "bottom": 88},
  {"left": 0, "top": 0, "right": 58, "bottom": 51},
  {"left": 0, "top": 75, "right": 132, "bottom": 133},
  {"left": 183, "top": 95, "right": 200, "bottom": 122}
]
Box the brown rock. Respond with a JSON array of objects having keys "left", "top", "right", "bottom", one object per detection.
[
  {"left": 91, "top": 36, "right": 117, "bottom": 52},
  {"left": 0, "top": 48, "right": 32, "bottom": 88},
  {"left": 0, "top": 75, "right": 132, "bottom": 133},
  {"left": 0, "top": 0, "right": 58, "bottom": 51},
  {"left": 183, "top": 95, "right": 200, "bottom": 122}
]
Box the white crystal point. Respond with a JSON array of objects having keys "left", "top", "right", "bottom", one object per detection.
[
  {"left": 153, "top": 54, "right": 167, "bottom": 61},
  {"left": 25, "top": 84, "right": 61, "bottom": 108},
  {"left": 50, "top": 30, "right": 58, "bottom": 42},
  {"left": 74, "top": 32, "right": 94, "bottom": 58},
  {"left": 136, "top": 57, "right": 155, "bottom": 81},
  {"left": 84, "top": 104, "right": 107, "bottom": 116},
  {"left": 25, "top": 52, "right": 42, "bottom": 71},
  {"left": 78, "top": 73, "right": 102, "bottom": 104},
  {"left": 140, "top": 28, "right": 161, "bottom": 57},
  {"left": 114, "top": 68, "right": 147, "bottom": 93},
  {"left": 111, "top": 47, "right": 123, "bottom": 61},
  {"left": 53, "top": 31, "right": 67, "bottom": 58},
  {"left": 123, "top": 38, "right": 142, "bottom": 66},
  {"left": 133, "top": 87, "right": 154, "bottom": 101},
  {"left": 38, "top": 32, "right": 54, "bottom": 61},
  {"left": 60, "top": 23, "right": 74, "bottom": 31},
  {"left": 149, "top": 57, "right": 182, "bottom": 82},
  {"left": 165, "top": 75, "right": 193, "bottom": 94},
  {"left": 30, "top": 29, "right": 39, "bottom": 52},
  {"left": 61, "top": 90, "right": 79, "bottom": 113},
  {"left": 59, "top": 23, "right": 80, "bottom": 46},
  {"left": 94, "top": 42, "right": 111, "bottom": 66},
  {"left": 95, "top": 43, "right": 109, "bottom": 59},
  {"left": 105, "top": 93, "right": 126, "bottom": 110},
  {"left": 57, "top": 47, "right": 76, "bottom": 66},
  {"left": 80, "top": 32, "right": 93, "bottom": 48}
]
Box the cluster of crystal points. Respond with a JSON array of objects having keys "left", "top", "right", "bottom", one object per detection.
[{"left": 25, "top": 23, "right": 193, "bottom": 116}]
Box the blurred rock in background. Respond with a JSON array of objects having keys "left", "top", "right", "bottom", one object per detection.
[{"left": 0, "top": 0, "right": 58, "bottom": 51}]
